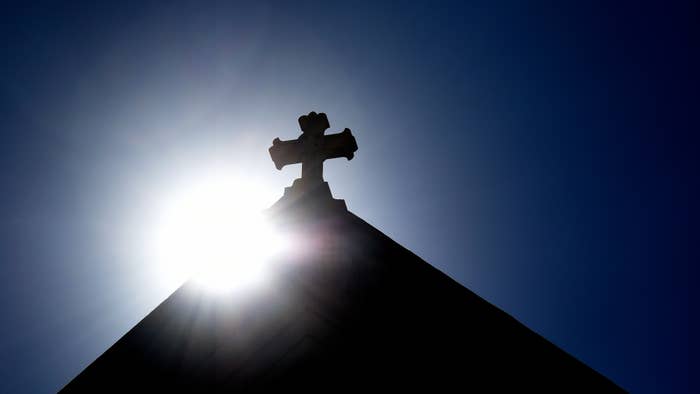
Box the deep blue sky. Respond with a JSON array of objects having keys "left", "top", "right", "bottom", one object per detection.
[{"left": 0, "top": 1, "right": 696, "bottom": 392}]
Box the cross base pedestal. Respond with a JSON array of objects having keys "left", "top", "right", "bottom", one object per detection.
[{"left": 267, "top": 178, "right": 347, "bottom": 217}]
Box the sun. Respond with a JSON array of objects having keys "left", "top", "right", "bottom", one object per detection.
[{"left": 148, "top": 173, "right": 287, "bottom": 293}]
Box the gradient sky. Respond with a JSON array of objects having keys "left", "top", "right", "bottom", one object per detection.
[{"left": 0, "top": 1, "right": 696, "bottom": 392}]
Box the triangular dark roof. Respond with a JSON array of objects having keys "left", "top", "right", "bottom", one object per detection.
[{"left": 62, "top": 183, "right": 622, "bottom": 392}]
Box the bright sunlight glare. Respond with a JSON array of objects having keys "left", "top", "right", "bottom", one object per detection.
[{"left": 149, "top": 173, "right": 288, "bottom": 293}]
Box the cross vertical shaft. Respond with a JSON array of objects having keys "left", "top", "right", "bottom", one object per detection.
[{"left": 300, "top": 133, "right": 324, "bottom": 183}]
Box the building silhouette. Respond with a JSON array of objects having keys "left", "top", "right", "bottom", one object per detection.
[{"left": 62, "top": 113, "right": 622, "bottom": 392}]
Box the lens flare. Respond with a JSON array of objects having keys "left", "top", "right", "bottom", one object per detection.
[{"left": 148, "top": 174, "right": 287, "bottom": 293}]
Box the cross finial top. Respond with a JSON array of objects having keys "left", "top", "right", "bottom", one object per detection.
[{"left": 298, "top": 111, "right": 330, "bottom": 137}]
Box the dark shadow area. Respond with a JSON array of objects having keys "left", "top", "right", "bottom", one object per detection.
[{"left": 61, "top": 195, "right": 623, "bottom": 392}]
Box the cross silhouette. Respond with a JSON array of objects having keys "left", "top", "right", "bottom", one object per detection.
[{"left": 269, "top": 112, "right": 358, "bottom": 184}]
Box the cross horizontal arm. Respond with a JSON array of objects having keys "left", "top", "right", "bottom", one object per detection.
[
  {"left": 269, "top": 138, "right": 303, "bottom": 170},
  {"left": 319, "top": 128, "right": 358, "bottom": 161}
]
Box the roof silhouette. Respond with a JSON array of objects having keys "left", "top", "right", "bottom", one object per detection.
[{"left": 61, "top": 189, "right": 622, "bottom": 392}]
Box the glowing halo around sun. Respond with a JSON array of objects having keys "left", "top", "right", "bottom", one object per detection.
[{"left": 148, "top": 173, "right": 288, "bottom": 294}]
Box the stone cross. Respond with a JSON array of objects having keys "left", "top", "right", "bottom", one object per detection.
[{"left": 269, "top": 112, "right": 358, "bottom": 184}]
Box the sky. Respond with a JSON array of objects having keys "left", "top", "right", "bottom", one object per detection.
[{"left": 0, "top": 1, "right": 696, "bottom": 392}]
